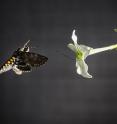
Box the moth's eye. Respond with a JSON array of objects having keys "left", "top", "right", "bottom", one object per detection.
[
  {"left": 24, "top": 46, "right": 29, "bottom": 52},
  {"left": 24, "top": 47, "right": 28, "bottom": 51}
]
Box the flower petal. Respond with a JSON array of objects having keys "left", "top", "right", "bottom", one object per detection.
[
  {"left": 114, "top": 28, "right": 117, "bottom": 32},
  {"left": 71, "top": 30, "right": 78, "bottom": 45},
  {"left": 79, "top": 44, "right": 93, "bottom": 59},
  {"left": 76, "top": 59, "right": 92, "bottom": 78},
  {"left": 67, "top": 43, "right": 77, "bottom": 52}
]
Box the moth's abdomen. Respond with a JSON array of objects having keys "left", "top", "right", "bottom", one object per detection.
[{"left": 0, "top": 56, "right": 16, "bottom": 74}]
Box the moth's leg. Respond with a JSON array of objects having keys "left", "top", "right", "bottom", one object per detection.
[
  {"left": 12, "top": 65, "right": 23, "bottom": 75},
  {"left": 17, "top": 64, "right": 31, "bottom": 72}
]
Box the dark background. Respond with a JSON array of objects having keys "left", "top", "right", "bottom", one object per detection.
[{"left": 0, "top": 0, "right": 117, "bottom": 124}]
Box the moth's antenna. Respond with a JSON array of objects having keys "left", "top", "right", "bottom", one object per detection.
[
  {"left": 56, "top": 50, "right": 74, "bottom": 61},
  {"left": 20, "top": 40, "right": 30, "bottom": 52},
  {"left": 30, "top": 46, "right": 38, "bottom": 49},
  {"left": 24, "top": 40, "right": 30, "bottom": 47}
]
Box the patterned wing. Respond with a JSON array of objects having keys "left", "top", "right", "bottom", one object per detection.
[
  {"left": 12, "top": 53, "right": 32, "bottom": 74},
  {"left": 17, "top": 64, "right": 31, "bottom": 72},
  {"left": 14, "top": 52, "right": 48, "bottom": 67}
]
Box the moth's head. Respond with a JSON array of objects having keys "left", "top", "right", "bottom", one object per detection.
[
  {"left": 20, "top": 46, "right": 30, "bottom": 52},
  {"left": 20, "top": 40, "right": 30, "bottom": 52}
]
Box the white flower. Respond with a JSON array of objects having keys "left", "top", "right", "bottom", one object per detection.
[
  {"left": 113, "top": 28, "right": 117, "bottom": 32},
  {"left": 68, "top": 30, "right": 117, "bottom": 78}
]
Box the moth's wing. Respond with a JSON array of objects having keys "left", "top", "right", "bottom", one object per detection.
[
  {"left": 0, "top": 56, "right": 16, "bottom": 74},
  {"left": 20, "top": 52, "right": 48, "bottom": 67},
  {"left": 13, "top": 57, "right": 31, "bottom": 73},
  {"left": 17, "top": 64, "right": 31, "bottom": 72}
]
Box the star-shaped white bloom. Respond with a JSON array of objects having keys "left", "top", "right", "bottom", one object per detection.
[
  {"left": 113, "top": 28, "right": 117, "bottom": 32},
  {"left": 68, "top": 30, "right": 117, "bottom": 78}
]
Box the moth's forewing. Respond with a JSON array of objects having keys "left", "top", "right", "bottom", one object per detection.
[
  {"left": 15, "top": 52, "right": 48, "bottom": 67},
  {"left": 24, "top": 52, "right": 48, "bottom": 67}
]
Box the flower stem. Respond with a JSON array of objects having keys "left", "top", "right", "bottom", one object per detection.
[{"left": 89, "top": 44, "right": 117, "bottom": 55}]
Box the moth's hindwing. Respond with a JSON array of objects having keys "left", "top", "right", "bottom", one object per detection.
[{"left": 17, "top": 64, "right": 31, "bottom": 72}]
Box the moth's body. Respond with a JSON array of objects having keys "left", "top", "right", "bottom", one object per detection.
[
  {"left": 0, "top": 56, "right": 16, "bottom": 74},
  {"left": 0, "top": 41, "right": 48, "bottom": 75}
]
